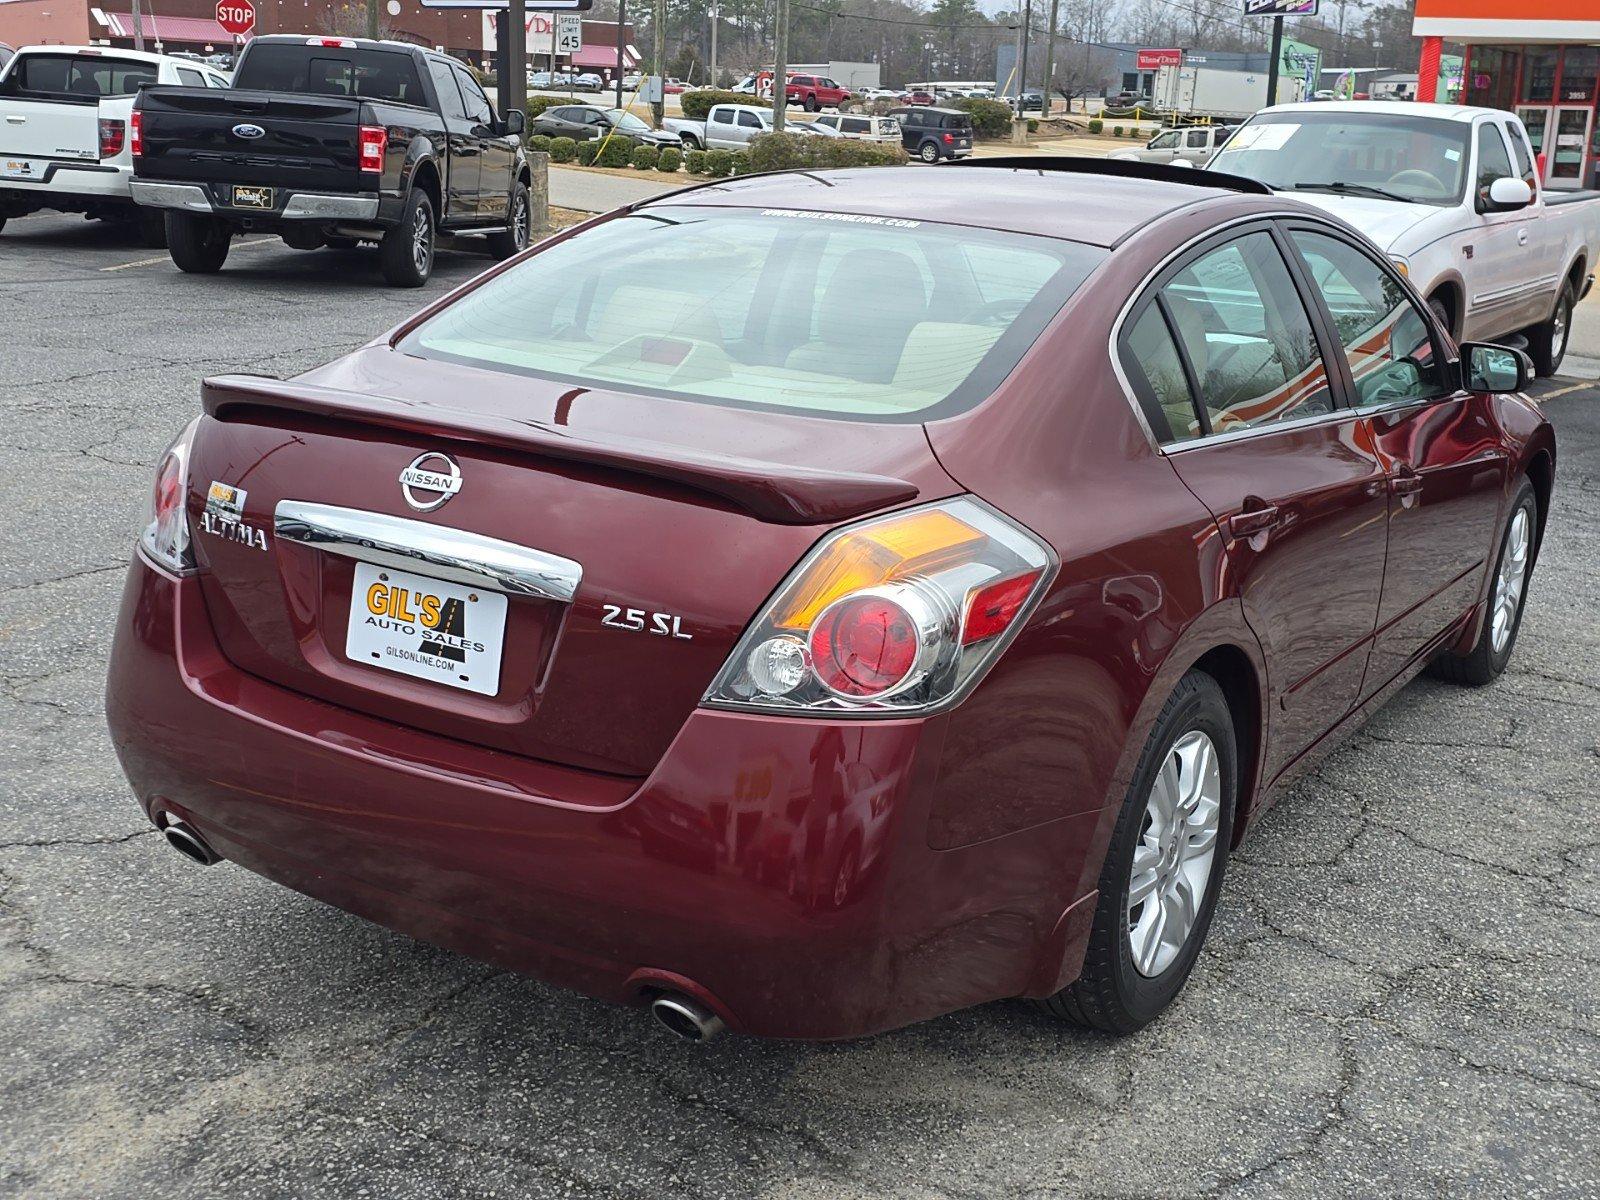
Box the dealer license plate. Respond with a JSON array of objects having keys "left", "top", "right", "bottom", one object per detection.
[
  {"left": 231, "top": 184, "right": 274, "bottom": 209},
  {"left": 346, "top": 562, "right": 507, "bottom": 697}
]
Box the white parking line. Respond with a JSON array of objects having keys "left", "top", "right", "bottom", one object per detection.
[{"left": 100, "top": 237, "right": 278, "bottom": 272}]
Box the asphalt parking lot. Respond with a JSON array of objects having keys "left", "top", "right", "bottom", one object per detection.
[{"left": 1, "top": 212, "right": 1596, "bottom": 1200}]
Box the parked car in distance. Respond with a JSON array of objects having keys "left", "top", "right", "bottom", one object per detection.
[
  {"left": 786, "top": 73, "right": 851, "bottom": 111},
  {"left": 532, "top": 104, "right": 679, "bottom": 147},
  {"left": 1017, "top": 89, "right": 1045, "bottom": 112},
  {"left": 903, "top": 89, "right": 935, "bottom": 106},
  {"left": 621, "top": 72, "right": 642, "bottom": 90},
  {"left": 887, "top": 106, "right": 974, "bottom": 161},
  {"left": 810, "top": 112, "right": 903, "bottom": 143},
  {"left": 571, "top": 72, "right": 604, "bottom": 93},
  {"left": 108, "top": 160, "right": 1555, "bottom": 1044},
  {"left": 0, "top": 45, "right": 230, "bottom": 244},
  {"left": 129, "top": 35, "right": 532, "bottom": 287},
  {"left": 1107, "top": 90, "right": 1151, "bottom": 108},
  {"left": 1109, "top": 124, "right": 1235, "bottom": 166},
  {"left": 1210, "top": 101, "right": 1600, "bottom": 375},
  {"left": 858, "top": 86, "right": 904, "bottom": 103},
  {"left": 663, "top": 78, "right": 687, "bottom": 95}
]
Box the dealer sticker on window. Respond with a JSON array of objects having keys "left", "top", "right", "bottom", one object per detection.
[{"left": 347, "top": 562, "right": 507, "bottom": 697}]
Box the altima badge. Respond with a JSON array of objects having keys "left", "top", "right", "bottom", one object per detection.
[{"left": 399, "top": 452, "right": 462, "bottom": 512}]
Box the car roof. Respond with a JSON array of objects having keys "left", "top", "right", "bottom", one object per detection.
[
  {"left": 1257, "top": 99, "right": 1489, "bottom": 123},
  {"left": 643, "top": 165, "right": 1289, "bottom": 248}
]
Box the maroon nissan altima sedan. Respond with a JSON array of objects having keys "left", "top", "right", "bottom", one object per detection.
[{"left": 106, "top": 161, "right": 1556, "bottom": 1041}]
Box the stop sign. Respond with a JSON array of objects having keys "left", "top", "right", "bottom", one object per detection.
[{"left": 215, "top": 0, "right": 255, "bottom": 36}]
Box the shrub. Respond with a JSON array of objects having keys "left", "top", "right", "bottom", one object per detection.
[
  {"left": 946, "top": 96, "right": 1012, "bottom": 139},
  {"left": 729, "top": 150, "right": 752, "bottom": 175},
  {"left": 576, "top": 139, "right": 600, "bottom": 166},
  {"left": 525, "top": 95, "right": 561, "bottom": 122},
  {"left": 657, "top": 145, "right": 682, "bottom": 173},
  {"left": 1126, "top": 126, "right": 1143, "bottom": 138},
  {"left": 704, "top": 148, "right": 734, "bottom": 177},
  {"left": 630, "top": 144, "right": 660, "bottom": 170},
  {"left": 527, "top": 134, "right": 551, "bottom": 153},
  {"left": 1112, "top": 125, "right": 1124, "bottom": 137},
  {"left": 595, "top": 135, "right": 634, "bottom": 168},
  {"left": 747, "top": 132, "right": 909, "bottom": 173},
  {"left": 1027, "top": 118, "right": 1039, "bottom": 133},
  {"left": 680, "top": 89, "right": 770, "bottom": 120},
  {"left": 1088, "top": 118, "right": 1103, "bottom": 134},
  {"left": 685, "top": 149, "right": 708, "bottom": 175},
  {"left": 548, "top": 136, "right": 577, "bottom": 163}
]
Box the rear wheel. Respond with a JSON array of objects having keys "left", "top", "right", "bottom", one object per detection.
[
  {"left": 379, "top": 190, "right": 434, "bottom": 288},
  {"left": 1038, "top": 671, "right": 1236, "bottom": 1034},
  {"left": 166, "top": 212, "right": 230, "bottom": 274},
  {"left": 1429, "top": 480, "right": 1537, "bottom": 686},
  {"left": 803, "top": 95, "right": 819, "bottom": 112},
  {"left": 485, "top": 178, "right": 532, "bottom": 260},
  {"left": 1428, "top": 294, "right": 1454, "bottom": 342},
  {"left": 1526, "top": 282, "right": 1574, "bottom": 378},
  {"left": 919, "top": 140, "right": 940, "bottom": 163}
]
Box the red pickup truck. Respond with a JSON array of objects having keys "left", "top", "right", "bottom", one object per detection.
[{"left": 785, "top": 73, "right": 851, "bottom": 112}]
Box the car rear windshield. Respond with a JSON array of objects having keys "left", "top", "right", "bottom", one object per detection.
[
  {"left": 0, "top": 53, "right": 157, "bottom": 99},
  {"left": 1210, "top": 111, "right": 1471, "bottom": 206},
  {"left": 403, "top": 205, "right": 1105, "bottom": 422},
  {"left": 234, "top": 44, "right": 426, "bottom": 107}
]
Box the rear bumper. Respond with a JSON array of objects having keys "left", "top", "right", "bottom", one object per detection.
[
  {"left": 0, "top": 159, "right": 130, "bottom": 204},
  {"left": 106, "top": 553, "right": 1102, "bottom": 1039},
  {"left": 129, "top": 180, "right": 380, "bottom": 222}
]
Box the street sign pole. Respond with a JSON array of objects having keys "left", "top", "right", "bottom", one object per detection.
[
  {"left": 614, "top": 0, "right": 625, "bottom": 109},
  {"left": 1266, "top": 15, "right": 1283, "bottom": 106},
  {"left": 131, "top": 0, "right": 145, "bottom": 52}
]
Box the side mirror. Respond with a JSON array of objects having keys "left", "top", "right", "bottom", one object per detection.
[
  {"left": 504, "top": 108, "right": 526, "bottom": 137},
  {"left": 1462, "top": 341, "right": 1532, "bottom": 393},
  {"left": 1481, "top": 175, "right": 1532, "bottom": 212}
]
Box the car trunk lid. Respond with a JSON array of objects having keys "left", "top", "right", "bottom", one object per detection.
[{"left": 184, "top": 348, "right": 959, "bottom": 777}]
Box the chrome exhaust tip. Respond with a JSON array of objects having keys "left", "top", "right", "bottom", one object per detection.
[
  {"left": 650, "top": 993, "right": 725, "bottom": 1043},
  {"left": 162, "top": 819, "right": 221, "bottom": 866}
]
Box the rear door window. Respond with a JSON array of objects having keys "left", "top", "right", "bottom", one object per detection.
[{"left": 176, "top": 67, "right": 206, "bottom": 88}]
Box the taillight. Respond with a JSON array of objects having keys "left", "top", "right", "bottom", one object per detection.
[
  {"left": 98, "top": 117, "right": 126, "bottom": 158},
  {"left": 308, "top": 37, "right": 356, "bottom": 47},
  {"left": 704, "top": 498, "right": 1054, "bottom": 715},
  {"left": 139, "top": 418, "right": 199, "bottom": 574},
  {"left": 359, "top": 124, "right": 388, "bottom": 173},
  {"left": 943, "top": 132, "right": 954, "bottom": 144},
  {"left": 129, "top": 109, "right": 143, "bottom": 156}
]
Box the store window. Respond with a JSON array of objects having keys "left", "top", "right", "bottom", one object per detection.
[
  {"left": 1466, "top": 46, "right": 1520, "bottom": 112},
  {"left": 1521, "top": 47, "right": 1558, "bottom": 103},
  {"left": 1559, "top": 48, "right": 1599, "bottom": 104}
]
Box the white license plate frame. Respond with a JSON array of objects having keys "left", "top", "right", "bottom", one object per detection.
[{"left": 346, "top": 562, "right": 507, "bottom": 697}]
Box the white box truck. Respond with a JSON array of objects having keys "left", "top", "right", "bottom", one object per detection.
[{"left": 1153, "top": 64, "right": 1304, "bottom": 121}]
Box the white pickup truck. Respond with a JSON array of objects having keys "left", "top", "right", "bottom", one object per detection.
[
  {"left": 663, "top": 103, "right": 835, "bottom": 152},
  {"left": 1210, "top": 101, "right": 1600, "bottom": 376},
  {"left": 0, "top": 45, "right": 229, "bottom": 243}
]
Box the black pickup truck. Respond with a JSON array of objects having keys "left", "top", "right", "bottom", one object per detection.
[{"left": 130, "top": 36, "right": 530, "bottom": 286}]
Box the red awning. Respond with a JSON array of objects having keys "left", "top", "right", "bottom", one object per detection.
[
  {"left": 569, "top": 44, "right": 640, "bottom": 71},
  {"left": 99, "top": 12, "right": 248, "bottom": 45}
]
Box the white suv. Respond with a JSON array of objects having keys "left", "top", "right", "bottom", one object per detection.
[{"left": 810, "top": 113, "right": 902, "bottom": 144}]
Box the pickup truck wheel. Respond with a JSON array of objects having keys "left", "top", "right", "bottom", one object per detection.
[
  {"left": 803, "top": 95, "right": 819, "bottom": 112},
  {"left": 681, "top": 133, "right": 701, "bottom": 150},
  {"left": 919, "top": 141, "right": 940, "bottom": 163},
  {"left": 1526, "top": 282, "right": 1575, "bottom": 378},
  {"left": 485, "top": 179, "right": 532, "bottom": 260},
  {"left": 380, "top": 191, "right": 434, "bottom": 288},
  {"left": 166, "top": 213, "right": 230, "bottom": 274}
]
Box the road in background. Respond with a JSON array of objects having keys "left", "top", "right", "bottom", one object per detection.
[{"left": 0, "top": 212, "right": 1595, "bottom": 1199}]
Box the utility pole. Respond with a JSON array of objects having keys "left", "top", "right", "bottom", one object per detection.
[
  {"left": 506, "top": 0, "right": 526, "bottom": 118},
  {"left": 709, "top": 0, "right": 719, "bottom": 89},
  {"left": 651, "top": 0, "right": 666, "bottom": 127},
  {"left": 1011, "top": 0, "right": 1032, "bottom": 142},
  {"left": 367, "top": 0, "right": 379, "bottom": 41},
  {"left": 772, "top": 0, "right": 789, "bottom": 131},
  {"left": 1041, "top": 0, "right": 1060, "bottom": 118},
  {"left": 131, "top": 0, "right": 145, "bottom": 52},
  {"left": 615, "top": 0, "right": 627, "bottom": 109},
  {"left": 1265, "top": 14, "right": 1283, "bottom": 106}
]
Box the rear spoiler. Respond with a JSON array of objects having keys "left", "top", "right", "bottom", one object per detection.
[{"left": 201, "top": 375, "right": 919, "bottom": 526}]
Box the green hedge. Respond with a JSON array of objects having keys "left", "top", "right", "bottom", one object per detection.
[
  {"left": 1088, "top": 118, "right": 1103, "bottom": 134},
  {"left": 680, "top": 89, "right": 769, "bottom": 120},
  {"left": 684, "top": 148, "right": 708, "bottom": 175},
  {"left": 745, "top": 131, "right": 910, "bottom": 173},
  {"left": 729, "top": 150, "right": 752, "bottom": 175},
  {"left": 527, "top": 134, "right": 551, "bottom": 153},
  {"left": 576, "top": 139, "right": 600, "bottom": 166},
  {"left": 596, "top": 135, "right": 635, "bottom": 168},
  {"left": 548, "top": 136, "right": 577, "bottom": 163},
  {"left": 630, "top": 144, "right": 660, "bottom": 170},
  {"left": 657, "top": 145, "right": 682, "bottom": 173},
  {"left": 703, "top": 148, "right": 734, "bottom": 177},
  {"left": 1112, "top": 125, "right": 1124, "bottom": 137},
  {"left": 946, "top": 96, "right": 1013, "bottom": 139}
]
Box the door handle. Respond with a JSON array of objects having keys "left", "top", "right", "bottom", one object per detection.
[
  {"left": 4, "top": 115, "right": 24, "bottom": 124},
  {"left": 1517, "top": 229, "right": 1529, "bottom": 246},
  {"left": 1390, "top": 470, "right": 1425, "bottom": 497},
  {"left": 1228, "top": 503, "right": 1280, "bottom": 537}
]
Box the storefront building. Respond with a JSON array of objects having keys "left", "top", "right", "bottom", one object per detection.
[{"left": 1414, "top": 0, "right": 1600, "bottom": 189}]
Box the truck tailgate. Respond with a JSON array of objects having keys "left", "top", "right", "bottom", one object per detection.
[
  {"left": 0, "top": 97, "right": 100, "bottom": 163},
  {"left": 135, "top": 87, "right": 368, "bottom": 193}
]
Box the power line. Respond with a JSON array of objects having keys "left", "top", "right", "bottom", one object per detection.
[{"left": 789, "top": 3, "right": 1018, "bottom": 33}]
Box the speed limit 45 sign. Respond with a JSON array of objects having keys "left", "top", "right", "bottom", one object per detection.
[
  {"left": 216, "top": 0, "right": 256, "bottom": 36},
  {"left": 555, "top": 15, "right": 582, "bottom": 54}
]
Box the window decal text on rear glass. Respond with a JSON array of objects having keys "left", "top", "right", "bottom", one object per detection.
[{"left": 759, "top": 208, "right": 921, "bottom": 228}]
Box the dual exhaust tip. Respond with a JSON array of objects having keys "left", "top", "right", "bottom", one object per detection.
[{"left": 160, "top": 815, "right": 726, "bottom": 1043}]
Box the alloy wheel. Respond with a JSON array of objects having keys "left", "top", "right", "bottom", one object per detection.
[
  {"left": 1127, "top": 729, "right": 1222, "bottom": 978},
  {"left": 1491, "top": 505, "right": 1531, "bottom": 654},
  {"left": 1553, "top": 297, "right": 1570, "bottom": 362},
  {"left": 513, "top": 189, "right": 530, "bottom": 251},
  {"left": 412, "top": 205, "right": 432, "bottom": 275}
]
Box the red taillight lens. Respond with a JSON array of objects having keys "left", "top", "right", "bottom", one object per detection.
[
  {"left": 129, "top": 109, "right": 143, "bottom": 156},
  {"left": 963, "top": 570, "right": 1043, "bottom": 645},
  {"left": 359, "top": 124, "right": 388, "bottom": 173},
  {"left": 810, "top": 593, "right": 921, "bottom": 698},
  {"left": 99, "top": 117, "right": 126, "bottom": 158},
  {"left": 943, "top": 132, "right": 954, "bottom": 144},
  {"left": 139, "top": 419, "right": 199, "bottom": 574}
]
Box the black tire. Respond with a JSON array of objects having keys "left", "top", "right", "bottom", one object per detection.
[
  {"left": 0, "top": 215, "right": 8, "bottom": 236},
  {"left": 1526, "top": 282, "right": 1575, "bottom": 378},
  {"left": 803, "top": 95, "right": 819, "bottom": 112},
  {"left": 1429, "top": 480, "right": 1538, "bottom": 686},
  {"left": 681, "top": 133, "right": 702, "bottom": 151},
  {"left": 379, "top": 189, "right": 434, "bottom": 288},
  {"left": 485, "top": 178, "right": 532, "bottom": 260},
  {"left": 135, "top": 209, "right": 168, "bottom": 249},
  {"left": 165, "top": 212, "right": 230, "bottom": 274},
  {"left": 919, "top": 140, "right": 940, "bottom": 163},
  {"left": 1428, "top": 294, "right": 1453, "bottom": 343},
  {"left": 1038, "top": 671, "right": 1237, "bottom": 1035}
]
